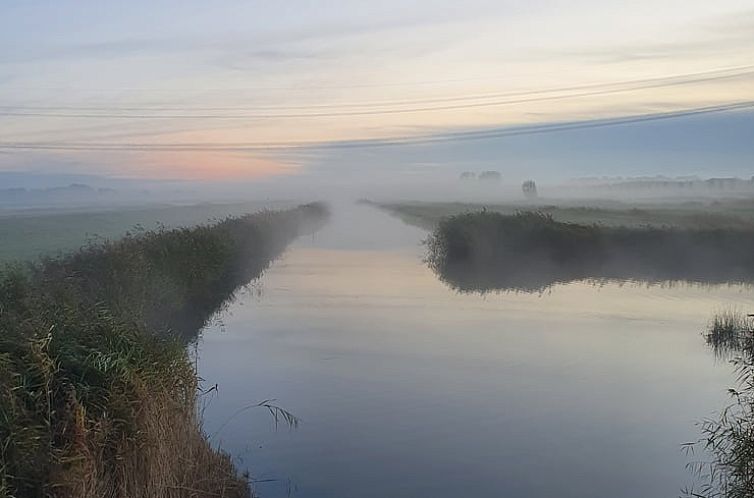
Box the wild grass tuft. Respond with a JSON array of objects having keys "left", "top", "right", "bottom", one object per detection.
[
  {"left": 684, "top": 309, "right": 754, "bottom": 497},
  {"left": 706, "top": 308, "right": 754, "bottom": 359}
]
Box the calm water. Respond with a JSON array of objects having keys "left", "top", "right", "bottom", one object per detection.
[{"left": 197, "top": 203, "right": 750, "bottom": 498}]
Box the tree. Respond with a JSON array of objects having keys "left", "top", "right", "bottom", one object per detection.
[
  {"left": 479, "top": 171, "right": 501, "bottom": 182},
  {"left": 522, "top": 180, "right": 537, "bottom": 199}
]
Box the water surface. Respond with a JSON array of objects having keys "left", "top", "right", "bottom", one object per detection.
[{"left": 198, "top": 203, "right": 749, "bottom": 498}]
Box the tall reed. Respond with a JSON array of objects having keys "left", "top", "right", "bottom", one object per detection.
[
  {"left": 0, "top": 203, "right": 328, "bottom": 498},
  {"left": 425, "top": 211, "right": 754, "bottom": 292},
  {"left": 685, "top": 309, "right": 754, "bottom": 497}
]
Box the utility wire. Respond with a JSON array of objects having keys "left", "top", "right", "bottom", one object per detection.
[
  {"left": 2, "top": 100, "right": 751, "bottom": 152},
  {"left": 9, "top": 65, "right": 750, "bottom": 94},
  {"left": 2, "top": 67, "right": 753, "bottom": 119},
  {"left": 3, "top": 65, "right": 753, "bottom": 113}
]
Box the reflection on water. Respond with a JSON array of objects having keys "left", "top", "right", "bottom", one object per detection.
[
  {"left": 432, "top": 253, "right": 754, "bottom": 295},
  {"left": 418, "top": 211, "right": 754, "bottom": 372},
  {"left": 434, "top": 261, "right": 754, "bottom": 295},
  {"left": 423, "top": 212, "right": 754, "bottom": 294},
  {"left": 703, "top": 311, "right": 754, "bottom": 360},
  {"left": 197, "top": 203, "right": 752, "bottom": 498}
]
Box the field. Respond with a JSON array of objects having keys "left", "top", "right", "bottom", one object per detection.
[
  {"left": 0, "top": 201, "right": 293, "bottom": 262},
  {"left": 376, "top": 199, "right": 754, "bottom": 231}
]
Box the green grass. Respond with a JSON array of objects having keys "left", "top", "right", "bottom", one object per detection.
[
  {"left": 0, "top": 200, "right": 293, "bottom": 263},
  {"left": 424, "top": 210, "right": 754, "bottom": 292},
  {"left": 0, "top": 202, "right": 328, "bottom": 498},
  {"left": 376, "top": 199, "right": 754, "bottom": 231}
]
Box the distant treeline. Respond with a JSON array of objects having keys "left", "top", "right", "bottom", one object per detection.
[
  {"left": 426, "top": 211, "right": 754, "bottom": 292},
  {"left": 581, "top": 176, "right": 754, "bottom": 192},
  {"left": 0, "top": 203, "right": 328, "bottom": 498}
]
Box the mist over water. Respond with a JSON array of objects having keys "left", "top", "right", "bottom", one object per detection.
[
  {"left": 5, "top": 2, "right": 754, "bottom": 496},
  {"left": 196, "top": 202, "right": 748, "bottom": 498}
]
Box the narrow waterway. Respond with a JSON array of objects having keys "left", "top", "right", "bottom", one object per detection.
[{"left": 197, "top": 202, "right": 747, "bottom": 498}]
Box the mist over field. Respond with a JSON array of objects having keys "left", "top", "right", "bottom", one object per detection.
[{"left": 4, "top": 107, "right": 754, "bottom": 208}]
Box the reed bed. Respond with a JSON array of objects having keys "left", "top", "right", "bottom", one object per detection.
[
  {"left": 0, "top": 203, "right": 328, "bottom": 498},
  {"left": 425, "top": 211, "right": 754, "bottom": 292}
]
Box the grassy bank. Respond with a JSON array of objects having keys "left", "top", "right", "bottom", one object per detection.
[
  {"left": 425, "top": 211, "right": 754, "bottom": 292},
  {"left": 0, "top": 203, "right": 328, "bottom": 498},
  {"left": 376, "top": 199, "right": 754, "bottom": 231}
]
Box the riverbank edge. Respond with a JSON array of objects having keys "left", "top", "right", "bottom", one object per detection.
[
  {"left": 0, "top": 203, "right": 328, "bottom": 498},
  {"left": 424, "top": 209, "right": 754, "bottom": 292}
]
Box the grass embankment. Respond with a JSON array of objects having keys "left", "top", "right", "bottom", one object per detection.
[
  {"left": 425, "top": 211, "right": 754, "bottom": 292},
  {"left": 0, "top": 203, "right": 328, "bottom": 498},
  {"left": 684, "top": 310, "right": 754, "bottom": 498}
]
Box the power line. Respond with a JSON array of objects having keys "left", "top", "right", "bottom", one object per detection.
[
  {"left": 2, "top": 100, "right": 751, "bottom": 152},
  {"left": 3, "top": 65, "right": 753, "bottom": 113},
  {"left": 2, "top": 67, "right": 753, "bottom": 120},
  {"left": 14, "top": 64, "right": 749, "bottom": 95}
]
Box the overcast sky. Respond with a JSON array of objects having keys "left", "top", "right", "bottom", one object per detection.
[{"left": 1, "top": 1, "right": 753, "bottom": 183}]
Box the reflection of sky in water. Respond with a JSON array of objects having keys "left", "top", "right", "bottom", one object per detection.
[{"left": 197, "top": 204, "right": 749, "bottom": 498}]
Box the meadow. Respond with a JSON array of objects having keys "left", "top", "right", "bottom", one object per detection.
[
  {"left": 378, "top": 199, "right": 754, "bottom": 231},
  {"left": 0, "top": 201, "right": 292, "bottom": 262},
  {"left": 0, "top": 203, "right": 328, "bottom": 498}
]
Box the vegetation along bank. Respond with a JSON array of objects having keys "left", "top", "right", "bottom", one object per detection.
[
  {"left": 682, "top": 309, "right": 754, "bottom": 498},
  {"left": 425, "top": 211, "right": 754, "bottom": 292},
  {"left": 0, "top": 203, "right": 328, "bottom": 498}
]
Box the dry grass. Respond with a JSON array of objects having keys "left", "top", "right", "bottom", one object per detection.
[
  {"left": 0, "top": 203, "right": 329, "bottom": 498},
  {"left": 47, "top": 380, "right": 250, "bottom": 498}
]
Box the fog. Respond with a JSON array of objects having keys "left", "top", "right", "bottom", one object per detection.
[
  {"left": 3, "top": 174, "right": 754, "bottom": 214},
  {"left": 6, "top": 2, "right": 754, "bottom": 497},
  {"left": 2, "top": 107, "right": 753, "bottom": 212}
]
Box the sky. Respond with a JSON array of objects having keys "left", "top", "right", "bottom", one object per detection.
[{"left": 1, "top": 0, "right": 753, "bottom": 185}]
